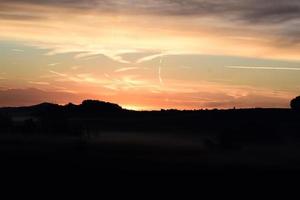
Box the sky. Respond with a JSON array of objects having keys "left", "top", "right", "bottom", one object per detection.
[{"left": 0, "top": 0, "right": 300, "bottom": 110}]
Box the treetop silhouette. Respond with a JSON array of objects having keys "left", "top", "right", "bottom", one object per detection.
[{"left": 291, "top": 96, "right": 300, "bottom": 111}]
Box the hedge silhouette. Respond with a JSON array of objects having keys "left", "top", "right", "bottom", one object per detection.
[{"left": 291, "top": 96, "right": 300, "bottom": 111}]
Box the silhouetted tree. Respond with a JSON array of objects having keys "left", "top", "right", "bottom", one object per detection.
[
  {"left": 79, "top": 100, "right": 123, "bottom": 115},
  {"left": 291, "top": 96, "right": 300, "bottom": 111}
]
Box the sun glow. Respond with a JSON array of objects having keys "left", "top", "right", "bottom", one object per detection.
[{"left": 122, "top": 105, "right": 152, "bottom": 111}]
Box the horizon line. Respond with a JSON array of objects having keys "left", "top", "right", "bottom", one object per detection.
[{"left": 0, "top": 99, "right": 292, "bottom": 111}]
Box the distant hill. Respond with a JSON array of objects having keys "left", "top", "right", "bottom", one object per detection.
[{"left": 0, "top": 100, "right": 124, "bottom": 118}]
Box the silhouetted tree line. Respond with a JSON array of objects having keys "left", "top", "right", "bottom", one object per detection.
[
  {"left": 30, "top": 100, "right": 123, "bottom": 118},
  {"left": 0, "top": 98, "right": 299, "bottom": 149},
  {"left": 0, "top": 100, "right": 125, "bottom": 135}
]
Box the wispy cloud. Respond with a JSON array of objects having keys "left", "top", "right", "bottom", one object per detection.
[
  {"left": 28, "top": 81, "right": 50, "bottom": 85},
  {"left": 1, "top": 1, "right": 300, "bottom": 62},
  {"left": 48, "top": 70, "right": 152, "bottom": 91},
  {"left": 48, "top": 63, "right": 60, "bottom": 66},
  {"left": 49, "top": 70, "right": 68, "bottom": 77},
  {"left": 11, "top": 48, "right": 24, "bottom": 52},
  {"left": 49, "top": 70, "right": 104, "bottom": 84},
  {"left": 0, "top": 72, "right": 6, "bottom": 80},
  {"left": 114, "top": 67, "right": 139, "bottom": 73},
  {"left": 136, "top": 53, "right": 166, "bottom": 63},
  {"left": 226, "top": 66, "right": 300, "bottom": 71}
]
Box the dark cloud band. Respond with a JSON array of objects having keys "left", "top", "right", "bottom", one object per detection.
[
  {"left": 1, "top": 0, "right": 300, "bottom": 23},
  {"left": 1, "top": 0, "right": 300, "bottom": 45}
]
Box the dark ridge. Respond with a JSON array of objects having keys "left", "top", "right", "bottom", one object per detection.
[
  {"left": 0, "top": 98, "right": 299, "bottom": 136},
  {"left": 0, "top": 100, "right": 124, "bottom": 116},
  {"left": 0, "top": 97, "right": 299, "bottom": 174}
]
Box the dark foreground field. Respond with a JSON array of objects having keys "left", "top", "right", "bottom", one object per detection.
[
  {"left": 1, "top": 133, "right": 300, "bottom": 175},
  {"left": 1, "top": 100, "right": 300, "bottom": 175}
]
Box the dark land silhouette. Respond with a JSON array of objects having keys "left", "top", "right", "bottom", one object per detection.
[{"left": 0, "top": 97, "right": 300, "bottom": 175}]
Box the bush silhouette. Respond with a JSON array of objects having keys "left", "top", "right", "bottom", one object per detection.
[
  {"left": 291, "top": 96, "right": 300, "bottom": 111},
  {"left": 80, "top": 100, "right": 123, "bottom": 113}
]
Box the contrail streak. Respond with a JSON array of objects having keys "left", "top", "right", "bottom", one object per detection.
[
  {"left": 226, "top": 66, "right": 300, "bottom": 71},
  {"left": 158, "top": 56, "right": 164, "bottom": 85}
]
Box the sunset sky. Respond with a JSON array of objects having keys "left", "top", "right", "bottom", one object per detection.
[{"left": 0, "top": 0, "right": 300, "bottom": 110}]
